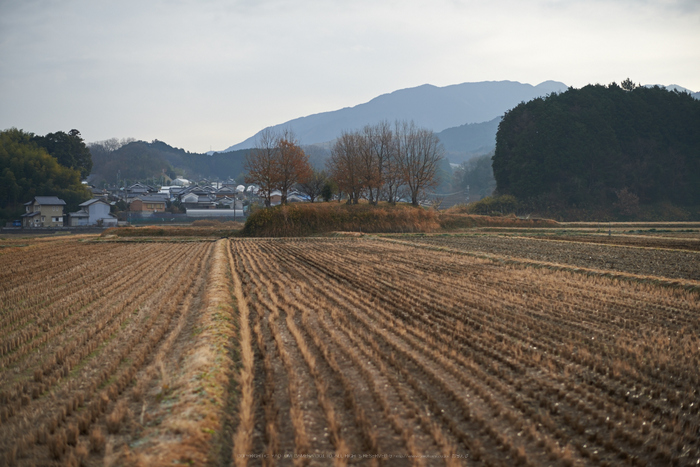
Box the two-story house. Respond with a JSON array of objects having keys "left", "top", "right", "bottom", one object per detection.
[
  {"left": 21, "top": 196, "right": 66, "bottom": 228},
  {"left": 68, "top": 198, "right": 118, "bottom": 227},
  {"left": 129, "top": 196, "right": 167, "bottom": 212}
]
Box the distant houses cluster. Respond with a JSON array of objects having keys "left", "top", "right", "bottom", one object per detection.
[
  {"left": 11, "top": 178, "right": 312, "bottom": 228},
  {"left": 20, "top": 196, "right": 116, "bottom": 228}
]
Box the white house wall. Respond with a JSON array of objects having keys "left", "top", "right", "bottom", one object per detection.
[{"left": 88, "top": 202, "right": 111, "bottom": 225}]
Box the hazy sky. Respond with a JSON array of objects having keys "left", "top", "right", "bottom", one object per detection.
[{"left": 1, "top": 0, "right": 698, "bottom": 153}]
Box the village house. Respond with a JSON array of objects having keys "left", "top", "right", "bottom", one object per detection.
[
  {"left": 68, "top": 198, "right": 118, "bottom": 227},
  {"left": 21, "top": 196, "right": 66, "bottom": 228},
  {"left": 181, "top": 192, "right": 217, "bottom": 210},
  {"left": 129, "top": 196, "right": 166, "bottom": 212},
  {"left": 213, "top": 185, "right": 237, "bottom": 199}
]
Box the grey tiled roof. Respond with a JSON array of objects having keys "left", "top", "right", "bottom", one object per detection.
[
  {"left": 25, "top": 196, "right": 66, "bottom": 205},
  {"left": 79, "top": 198, "right": 109, "bottom": 207},
  {"left": 133, "top": 196, "right": 167, "bottom": 203},
  {"left": 69, "top": 210, "right": 89, "bottom": 217}
]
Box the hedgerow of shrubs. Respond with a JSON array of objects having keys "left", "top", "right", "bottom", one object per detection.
[{"left": 241, "top": 202, "right": 441, "bottom": 237}]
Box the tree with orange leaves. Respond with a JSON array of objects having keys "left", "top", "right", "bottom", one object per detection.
[
  {"left": 244, "top": 129, "right": 312, "bottom": 206},
  {"left": 277, "top": 133, "right": 312, "bottom": 204}
]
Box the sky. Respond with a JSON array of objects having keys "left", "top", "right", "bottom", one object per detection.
[{"left": 1, "top": 0, "right": 698, "bottom": 153}]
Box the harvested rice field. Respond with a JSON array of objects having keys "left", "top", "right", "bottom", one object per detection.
[{"left": 1, "top": 233, "right": 699, "bottom": 466}]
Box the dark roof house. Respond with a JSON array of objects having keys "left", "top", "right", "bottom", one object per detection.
[{"left": 21, "top": 196, "right": 66, "bottom": 228}]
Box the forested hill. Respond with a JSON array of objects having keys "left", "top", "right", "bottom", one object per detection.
[
  {"left": 493, "top": 83, "right": 700, "bottom": 219},
  {"left": 90, "top": 140, "right": 250, "bottom": 184}
]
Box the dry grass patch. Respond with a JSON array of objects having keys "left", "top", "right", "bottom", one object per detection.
[{"left": 125, "top": 239, "right": 237, "bottom": 465}]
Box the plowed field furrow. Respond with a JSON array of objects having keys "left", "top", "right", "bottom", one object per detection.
[
  {"left": 330, "top": 241, "right": 700, "bottom": 446},
  {"left": 271, "top": 242, "right": 572, "bottom": 465},
  {"left": 0, "top": 242, "right": 160, "bottom": 335},
  {"left": 0, "top": 240, "right": 215, "bottom": 465},
  {"left": 279, "top": 240, "right": 700, "bottom": 424},
  {"left": 255, "top": 242, "right": 527, "bottom": 465},
  {"left": 268, "top": 250, "right": 434, "bottom": 464},
  {"left": 404, "top": 235, "right": 700, "bottom": 280},
  {"left": 222, "top": 238, "right": 700, "bottom": 466},
  {"left": 0, "top": 242, "right": 195, "bottom": 389},
  {"left": 265, "top": 263, "right": 414, "bottom": 464},
  {"left": 0, "top": 242, "right": 207, "bottom": 435},
  {"left": 235, "top": 243, "right": 299, "bottom": 465},
  {"left": 237, "top": 241, "right": 398, "bottom": 466},
  {"left": 4, "top": 234, "right": 699, "bottom": 466},
  {"left": 242, "top": 241, "right": 443, "bottom": 465}
]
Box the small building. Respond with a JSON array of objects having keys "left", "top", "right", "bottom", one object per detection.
[
  {"left": 68, "top": 198, "right": 118, "bottom": 227},
  {"left": 21, "top": 196, "right": 66, "bottom": 228},
  {"left": 181, "top": 192, "right": 217, "bottom": 210},
  {"left": 287, "top": 193, "right": 307, "bottom": 203},
  {"left": 214, "top": 186, "right": 237, "bottom": 199},
  {"left": 129, "top": 196, "right": 166, "bottom": 212},
  {"left": 270, "top": 190, "right": 282, "bottom": 206},
  {"left": 218, "top": 197, "right": 245, "bottom": 210}
]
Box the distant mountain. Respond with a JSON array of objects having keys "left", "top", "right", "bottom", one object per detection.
[
  {"left": 90, "top": 140, "right": 250, "bottom": 184},
  {"left": 223, "top": 80, "right": 568, "bottom": 151},
  {"left": 436, "top": 117, "right": 501, "bottom": 164},
  {"left": 645, "top": 84, "right": 699, "bottom": 100},
  {"left": 645, "top": 84, "right": 697, "bottom": 96}
]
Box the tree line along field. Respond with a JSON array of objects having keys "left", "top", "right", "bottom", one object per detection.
[{"left": 0, "top": 234, "right": 699, "bottom": 466}]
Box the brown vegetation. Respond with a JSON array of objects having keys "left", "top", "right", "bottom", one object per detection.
[
  {"left": 101, "top": 223, "right": 242, "bottom": 237},
  {"left": 241, "top": 202, "right": 442, "bottom": 237},
  {"left": 221, "top": 237, "right": 700, "bottom": 465},
  {"left": 2, "top": 232, "right": 699, "bottom": 465},
  {"left": 240, "top": 201, "right": 560, "bottom": 237},
  {"left": 245, "top": 129, "right": 312, "bottom": 206},
  {"left": 0, "top": 236, "right": 218, "bottom": 465},
  {"left": 402, "top": 234, "right": 700, "bottom": 281},
  {"left": 327, "top": 121, "right": 443, "bottom": 206}
]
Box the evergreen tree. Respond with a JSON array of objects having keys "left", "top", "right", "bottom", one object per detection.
[
  {"left": 493, "top": 84, "right": 700, "bottom": 210},
  {"left": 0, "top": 128, "right": 91, "bottom": 222},
  {"left": 33, "top": 129, "right": 93, "bottom": 179}
]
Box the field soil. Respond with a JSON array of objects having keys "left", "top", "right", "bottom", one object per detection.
[
  {"left": 529, "top": 233, "right": 700, "bottom": 251},
  {"left": 1, "top": 233, "right": 699, "bottom": 466},
  {"left": 401, "top": 233, "right": 700, "bottom": 281}
]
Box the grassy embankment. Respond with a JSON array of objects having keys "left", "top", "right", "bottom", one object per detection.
[
  {"left": 100, "top": 203, "right": 558, "bottom": 238},
  {"left": 239, "top": 202, "right": 557, "bottom": 237}
]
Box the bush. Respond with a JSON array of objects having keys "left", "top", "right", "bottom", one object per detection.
[
  {"left": 241, "top": 202, "right": 441, "bottom": 237},
  {"left": 465, "top": 195, "right": 521, "bottom": 216},
  {"left": 101, "top": 223, "right": 244, "bottom": 237}
]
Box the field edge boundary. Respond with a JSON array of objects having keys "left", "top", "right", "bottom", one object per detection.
[{"left": 376, "top": 236, "right": 700, "bottom": 294}]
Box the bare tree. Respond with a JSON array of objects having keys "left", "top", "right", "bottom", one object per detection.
[
  {"left": 244, "top": 129, "right": 278, "bottom": 207},
  {"left": 325, "top": 120, "right": 441, "bottom": 206},
  {"left": 327, "top": 131, "right": 364, "bottom": 204},
  {"left": 359, "top": 121, "right": 393, "bottom": 205},
  {"left": 381, "top": 134, "right": 403, "bottom": 204},
  {"left": 297, "top": 169, "right": 328, "bottom": 202},
  {"left": 394, "top": 121, "right": 443, "bottom": 206}
]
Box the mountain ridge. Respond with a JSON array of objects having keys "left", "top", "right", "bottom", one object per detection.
[{"left": 222, "top": 80, "right": 569, "bottom": 151}]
